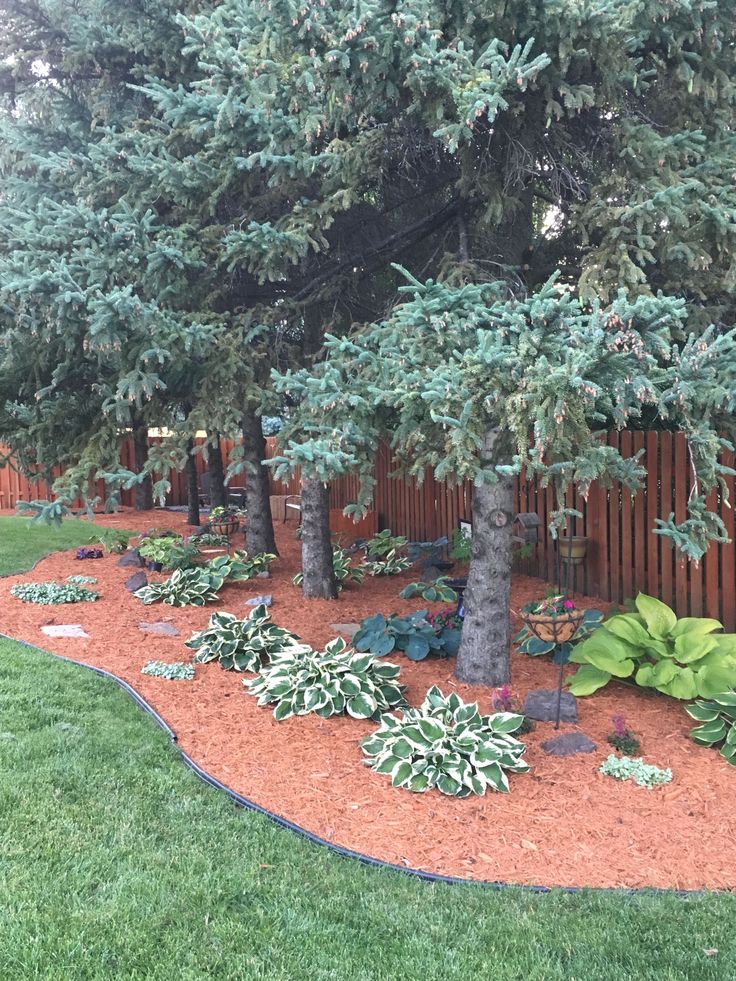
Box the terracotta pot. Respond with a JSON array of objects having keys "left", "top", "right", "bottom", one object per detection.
[
  {"left": 559, "top": 534, "right": 588, "bottom": 565},
  {"left": 521, "top": 609, "right": 585, "bottom": 644}
]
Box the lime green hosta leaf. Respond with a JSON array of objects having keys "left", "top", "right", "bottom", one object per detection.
[
  {"left": 573, "top": 635, "right": 635, "bottom": 677},
  {"left": 567, "top": 663, "right": 612, "bottom": 696},
  {"left": 603, "top": 614, "right": 652, "bottom": 648},
  {"left": 659, "top": 667, "right": 698, "bottom": 700},
  {"left": 711, "top": 635, "right": 736, "bottom": 658},
  {"left": 635, "top": 593, "right": 677, "bottom": 639},
  {"left": 696, "top": 662, "right": 736, "bottom": 698},
  {"left": 671, "top": 617, "right": 723, "bottom": 638},
  {"left": 673, "top": 633, "right": 718, "bottom": 664}
]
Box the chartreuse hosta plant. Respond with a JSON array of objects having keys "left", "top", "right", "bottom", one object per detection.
[
  {"left": 567, "top": 594, "right": 736, "bottom": 700},
  {"left": 400, "top": 577, "right": 458, "bottom": 604},
  {"left": 361, "top": 686, "right": 529, "bottom": 797},
  {"left": 293, "top": 547, "right": 364, "bottom": 592},
  {"left": 363, "top": 548, "right": 413, "bottom": 577},
  {"left": 11, "top": 581, "right": 99, "bottom": 604},
  {"left": 244, "top": 638, "right": 406, "bottom": 721},
  {"left": 186, "top": 606, "right": 307, "bottom": 673},
  {"left": 686, "top": 691, "right": 736, "bottom": 766}
]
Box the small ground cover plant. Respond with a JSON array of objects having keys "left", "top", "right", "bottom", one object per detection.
[
  {"left": 599, "top": 755, "right": 672, "bottom": 788},
  {"left": 354, "top": 609, "right": 461, "bottom": 660},
  {"left": 293, "top": 546, "right": 364, "bottom": 591},
  {"left": 400, "top": 577, "right": 458, "bottom": 604},
  {"left": 141, "top": 660, "right": 195, "bottom": 681},
  {"left": 361, "top": 686, "right": 529, "bottom": 796},
  {"left": 66, "top": 575, "right": 97, "bottom": 585},
  {"left": 75, "top": 546, "right": 103, "bottom": 560},
  {"left": 607, "top": 714, "right": 641, "bottom": 756},
  {"left": 686, "top": 690, "right": 736, "bottom": 766},
  {"left": 567, "top": 593, "right": 736, "bottom": 699},
  {"left": 245, "top": 638, "right": 406, "bottom": 721},
  {"left": 10, "top": 581, "right": 99, "bottom": 604},
  {"left": 186, "top": 606, "right": 306, "bottom": 672}
]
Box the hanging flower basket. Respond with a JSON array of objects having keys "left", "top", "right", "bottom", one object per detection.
[
  {"left": 520, "top": 595, "right": 585, "bottom": 644},
  {"left": 209, "top": 517, "right": 240, "bottom": 538}
]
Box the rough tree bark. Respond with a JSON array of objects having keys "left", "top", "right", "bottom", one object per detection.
[
  {"left": 185, "top": 439, "right": 200, "bottom": 526},
  {"left": 300, "top": 479, "right": 337, "bottom": 598},
  {"left": 132, "top": 421, "right": 154, "bottom": 511},
  {"left": 242, "top": 409, "right": 278, "bottom": 555},
  {"left": 207, "top": 435, "right": 227, "bottom": 509},
  {"left": 454, "top": 428, "right": 515, "bottom": 686}
]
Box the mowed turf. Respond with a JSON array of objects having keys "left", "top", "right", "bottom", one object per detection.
[{"left": 0, "top": 519, "right": 734, "bottom": 979}]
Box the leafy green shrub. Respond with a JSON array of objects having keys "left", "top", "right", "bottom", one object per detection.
[
  {"left": 10, "top": 581, "right": 99, "bottom": 604},
  {"left": 135, "top": 567, "right": 223, "bottom": 607},
  {"left": 686, "top": 691, "right": 736, "bottom": 765},
  {"left": 186, "top": 606, "right": 306, "bottom": 672},
  {"left": 449, "top": 528, "right": 471, "bottom": 562},
  {"left": 293, "top": 547, "right": 364, "bottom": 591},
  {"left": 244, "top": 638, "right": 406, "bottom": 721},
  {"left": 192, "top": 532, "right": 230, "bottom": 547},
  {"left": 209, "top": 551, "right": 275, "bottom": 581},
  {"left": 142, "top": 660, "right": 195, "bottom": 681},
  {"left": 364, "top": 548, "right": 413, "bottom": 577},
  {"left": 361, "top": 686, "right": 529, "bottom": 797},
  {"left": 365, "top": 529, "right": 408, "bottom": 559},
  {"left": 400, "top": 577, "right": 458, "bottom": 604},
  {"left": 567, "top": 593, "right": 736, "bottom": 699},
  {"left": 89, "top": 529, "right": 131, "bottom": 554},
  {"left": 353, "top": 609, "right": 461, "bottom": 660},
  {"left": 599, "top": 755, "right": 672, "bottom": 788}
]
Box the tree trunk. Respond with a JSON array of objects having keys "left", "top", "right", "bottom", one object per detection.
[
  {"left": 242, "top": 409, "right": 277, "bottom": 555},
  {"left": 454, "top": 428, "right": 515, "bottom": 686},
  {"left": 132, "top": 422, "right": 154, "bottom": 511},
  {"left": 300, "top": 479, "right": 337, "bottom": 598},
  {"left": 207, "top": 435, "right": 227, "bottom": 509},
  {"left": 185, "top": 439, "right": 200, "bottom": 526}
]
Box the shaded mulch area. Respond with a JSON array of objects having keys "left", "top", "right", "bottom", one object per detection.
[{"left": 2, "top": 508, "right": 734, "bottom": 890}]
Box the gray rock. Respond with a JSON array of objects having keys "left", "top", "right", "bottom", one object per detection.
[
  {"left": 257, "top": 570, "right": 271, "bottom": 579},
  {"left": 41, "top": 624, "right": 89, "bottom": 638},
  {"left": 125, "top": 571, "right": 148, "bottom": 592},
  {"left": 330, "top": 622, "right": 361, "bottom": 639},
  {"left": 138, "top": 622, "right": 180, "bottom": 637},
  {"left": 541, "top": 732, "right": 597, "bottom": 757},
  {"left": 523, "top": 688, "right": 578, "bottom": 724},
  {"left": 117, "top": 549, "right": 144, "bottom": 568},
  {"left": 245, "top": 595, "right": 273, "bottom": 607}
]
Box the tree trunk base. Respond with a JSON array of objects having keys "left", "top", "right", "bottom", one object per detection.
[{"left": 300, "top": 479, "right": 337, "bottom": 599}]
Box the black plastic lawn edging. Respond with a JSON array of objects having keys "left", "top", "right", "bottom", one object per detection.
[{"left": 0, "top": 630, "right": 728, "bottom": 899}]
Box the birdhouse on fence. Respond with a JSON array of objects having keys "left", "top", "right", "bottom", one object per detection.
[{"left": 512, "top": 512, "right": 541, "bottom": 545}]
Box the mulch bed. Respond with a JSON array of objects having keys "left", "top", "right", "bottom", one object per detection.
[{"left": 2, "top": 509, "right": 735, "bottom": 891}]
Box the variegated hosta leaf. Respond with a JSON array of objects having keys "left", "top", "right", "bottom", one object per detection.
[
  {"left": 244, "top": 637, "right": 406, "bottom": 720},
  {"left": 135, "top": 567, "right": 223, "bottom": 607},
  {"left": 362, "top": 685, "right": 530, "bottom": 797},
  {"left": 185, "top": 604, "right": 304, "bottom": 671}
]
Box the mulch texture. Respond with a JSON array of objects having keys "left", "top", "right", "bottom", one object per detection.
[{"left": 2, "top": 509, "right": 735, "bottom": 891}]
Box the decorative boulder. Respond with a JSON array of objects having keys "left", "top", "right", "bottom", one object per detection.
[
  {"left": 118, "top": 549, "right": 144, "bottom": 568},
  {"left": 523, "top": 689, "right": 578, "bottom": 724},
  {"left": 541, "top": 733, "right": 597, "bottom": 757},
  {"left": 125, "top": 572, "right": 148, "bottom": 592}
]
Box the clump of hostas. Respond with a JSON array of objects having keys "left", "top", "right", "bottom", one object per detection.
[
  {"left": 186, "top": 605, "right": 306, "bottom": 672},
  {"left": 10, "top": 581, "right": 99, "bottom": 604}
]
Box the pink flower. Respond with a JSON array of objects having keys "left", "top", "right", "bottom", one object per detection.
[{"left": 564, "top": 600, "right": 575, "bottom": 610}]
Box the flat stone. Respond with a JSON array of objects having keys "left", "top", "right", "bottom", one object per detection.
[
  {"left": 257, "top": 571, "right": 271, "bottom": 579},
  {"left": 41, "top": 624, "right": 89, "bottom": 639},
  {"left": 523, "top": 688, "right": 578, "bottom": 724},
  {"left": 245, "top": 595, "right": 273, "bottom": 607},
  {"left": 330, "top": 622, "right": 361, "bottom": 639},
  {"left": 541, "top": 732, "right": 597, "bottom": 757},
  {"left": 138, "top": 622, "right": 180, "bottom": 637},
  {"left": 125, "top": 571, "right": 148, "bottom": 592},
  {"left": 117, "top": 550, "right": 144, "bottom": 568}
]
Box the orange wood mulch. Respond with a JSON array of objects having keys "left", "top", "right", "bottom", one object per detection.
[{"left": 2, "top": 509, "right": 735, "bottom": 891}]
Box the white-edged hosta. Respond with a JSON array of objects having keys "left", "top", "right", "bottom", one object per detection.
[{"left": 186, "top": 605, "right": 307, "bottom": 672}]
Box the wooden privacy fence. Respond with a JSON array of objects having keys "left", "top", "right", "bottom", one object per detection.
[{"left": 2, "top": 431, "right": 735, "bottom": 628}]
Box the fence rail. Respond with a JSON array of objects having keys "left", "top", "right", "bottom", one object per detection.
[{"left": 2, "top": 431, "right": 733, "bottom": 628}]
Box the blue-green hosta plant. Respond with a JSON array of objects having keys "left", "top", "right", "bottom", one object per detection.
[
  {"left": 186, "top": 606, "right": 307, "bottom": 672},
  {"left": 361, "top": 686, "right": 529, "bottom": 797},
  {"left": 400, "top": 577, "right": 458, "bottom": 604},
  {"left": 567, "top": 593, "right": 736, "bottom": 700},
  {"left": 244, "top": 638, "right": 406, "bottom": 721},
  {"left": 135, "top": 567, "right": 225, "bottom": 607},
  {"left": 364, "top": 548, "right": 413, "bottom": 577},
  {"left": 353, "top": 609, "right": 461, "bottom": 660},
  {"left": 686, "top": 690, "right": 736, "bottom": 766},
  {"left": 293, "top": 547, "right": 364, "bottom": 592}
]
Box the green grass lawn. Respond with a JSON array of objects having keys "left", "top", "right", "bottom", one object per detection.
[
  {"left": 0, "top": 514, "right": 114, "bottom": 575},
  {"left": 0, "top": 520, "right": 735, "bottom": 979}
]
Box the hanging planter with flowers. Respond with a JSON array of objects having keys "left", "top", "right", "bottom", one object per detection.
[
  {"left": 208, "top": 506, "right": 245, "bottom": 538},
  {"left": 520, "top": 594, "right": 585, "bottom": 644}
]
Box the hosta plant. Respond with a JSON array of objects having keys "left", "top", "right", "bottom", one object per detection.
[
  {"left": 135, "top": 567, "right": 224, "bottom": 607},
  {"left": 599, "top": 754, "right": 672, "bottom": 789},
  {"left": 361, "top": 686, "right": 529, "bottom": 797},
  {"left": 567, "top": 593, "right": 736, "bottom": 699},
  {"left": 365, "top": 529, "right": 408, "bottom": 559},
  {"left": 364, "top": 548, "right": 413, "bottom": 577},
  {"left": 244, "top": 638, "right": 406, "bottom": 721},
  {"left": 10, "top": 581, "right": 99, "bottom": 604},
  {"left": 207, "top": 551, "right": 276, "bottom": 582},
  {"left": 354, "top": 609, "right": 461, "bottom": 660},
  {"left": 686, "top": 690, "right": 736, "bottom": 766},
  {"left": 186, "top": 606, "right": 306, "bottom": 672},
  {"left": 400, "top": 577, "right": 458, "bottom": 604},
  {"left": 293, "top": 547, "right": 364, "bottom": 591}
]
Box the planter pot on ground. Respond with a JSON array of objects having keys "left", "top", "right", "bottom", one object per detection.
[
  {"left": 521, "top": 609, "right": 585, "bottom": 644},
  {"left": 558, "top": 535, "right": 588, "bottom": 565},
  {"left": 147, "top": 560, "right": 163, "bottom": 572}
]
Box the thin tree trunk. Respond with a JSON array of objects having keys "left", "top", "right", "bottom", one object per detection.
[
  {"left": 207, "top": 435, "right": 227, "bottom": 509},
  {"left": 132, "top": 422, "right": 154, "bottom": 511},
  {"left": 300, "top": 479, "right": 337, "bottom": 598},
  {"left": 454, "top": 428, "right": 514, "bottom": 686},
  {"left": 185, "top": 439, "right": 200, "bottom": 526},
  {"left": 242, "top": 409, "right": 277, "bottom": 555}
]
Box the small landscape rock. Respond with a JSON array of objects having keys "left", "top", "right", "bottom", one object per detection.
[
  {"left": 330, "top": 622, "right": 361, "bottom": 639},
  {"left": 257, "top": 570, "right": 271, "bottom": 579},
  {"left": 245, "top": 595, "right": 273, "bottom": 607},
  {"left": 117, "top": 550, "right": 144, "bottom": 568},
  {"left": 523, "top": 688, "right": 577, "bottom": 724},
  {"left": 125, "top": 571, "right": 148, "bottom": 592},
  {"left": 41, "top": 624, "right": 89, "bottom": 639},
  {"left": 138, "top": 622, "right": 180, "bottom": 637},
  {"left": 541, "top": 732, "right": 597, "bottom": 757}
]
